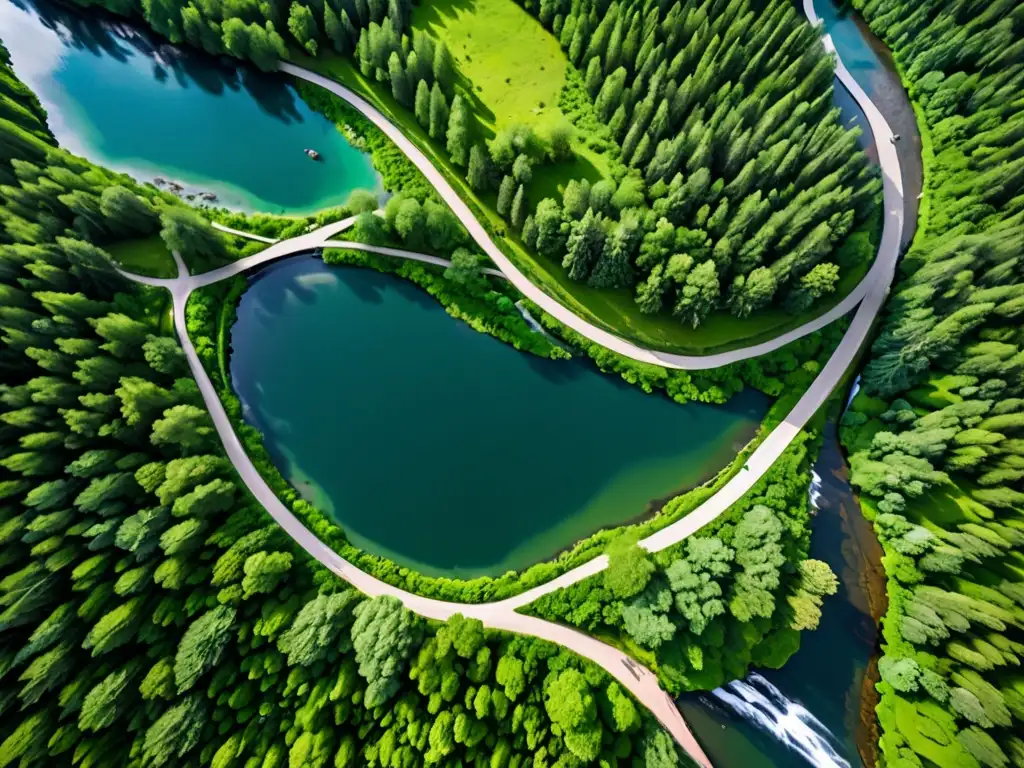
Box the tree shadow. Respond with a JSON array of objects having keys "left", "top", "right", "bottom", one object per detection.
[
  {"left": 17, "top": 0, "right": 305, "bottom": 122},
  {"left": 410, "top": 0, "right": 496, "bottom": 129}
]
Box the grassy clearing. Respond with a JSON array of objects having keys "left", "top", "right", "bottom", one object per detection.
[
  {"left": 412, "top": 0, "right": 566, "bottom": 136},
  {"left": 411, "top": 0, "right": 613, "bottom": 190},
  {"left": 300, "top": 51, "right": 877, "bottom": 355},
  {"left": 105, "top": 235, "right": 177, "bottom": 279}
]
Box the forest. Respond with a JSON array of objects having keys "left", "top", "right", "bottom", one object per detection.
[
  {"left": 68, "top": 0, "right": 881, "bottom": 335},
  {"left": 503, "top": 0, "right": 879, "bottom": 326},
  {"left": 837, "top": 1, "right": 1024, "bottom": 767},
  {"left": 524, "top": 429, "right": 839, "bottom": 695},
  {"left": 0, "top": 41, "right": 697, "bottom": 768}
]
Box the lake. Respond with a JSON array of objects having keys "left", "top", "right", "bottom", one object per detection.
[
  {"left": 0, "top": 0, "right": 381, "bottom": 214},
  {"left": 230, "top": 256, "right": 767, "bottom": 578}
]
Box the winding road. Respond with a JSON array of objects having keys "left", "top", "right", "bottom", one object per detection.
[{"left": 117, "top": 3, "right": 906, "bottom": 765}]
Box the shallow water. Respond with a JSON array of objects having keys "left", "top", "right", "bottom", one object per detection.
[
  {"left": 815, "top": 0, "right": 923, "bottom": 246},
  {"left": 0, "top": 0, "right": 381, "bottom": 213},
  {"left": 229, "top": 256, "right": 767, "bottom": 578}
]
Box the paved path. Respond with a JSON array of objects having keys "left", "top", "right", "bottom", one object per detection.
[
  {"left": 117, "top": 8, "right": 906, "bottom": 765},
  {"left": 277, "top": 57, "right": 895, "bottom": 371},
  {"left": 136, "top": 215, "right": 507, "bottom": 292},
  {"left": 128, "top": 245, "right": 714, "bottom": 768}
]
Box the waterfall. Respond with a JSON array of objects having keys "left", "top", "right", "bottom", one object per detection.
[
  {"left": 844, "top": 375, "right": 862, "bottom": 411},
  {"left": 809, "top": 468, "right": 824, "bottom": 513},
  {"left": 709, "top": 673, "right": 850, "bottom": 768},
  {"left": 514, "top": 300, "right": 561, "bottom": 345}
]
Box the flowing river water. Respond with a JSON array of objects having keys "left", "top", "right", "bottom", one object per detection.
[{"left": 680, "top": 425, "right": 887, "bottom": 768}]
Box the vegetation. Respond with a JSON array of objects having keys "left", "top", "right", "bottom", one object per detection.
[
  {"left": 524, "top": 298, "right": 845, "bottom": 406},
  {"left": 837, "top": 1, "right": 1024, "bottom": 766},
  {"left": 524, "top": 430, "right": 839, "bottom": 694},
  {"left": 408, "top": 0, "right": 615, "bottom": 191},
  {"left": 72, "top": 0, "right": 882, "bottom": 355},
  {"left": 0, "top": 45, "right": 701, "bottom": 768},
  {"left": 184, "top": 220, "right": 841, "bottom": 607},
  {"left": 509, "top": 0, "right": 878, "bottom": 321},
  {"left": 325, "top": 247, "right": 568, "bottom": 358},
  {"left": 102, "top": 236, "right": 178, "bottom": 279}
]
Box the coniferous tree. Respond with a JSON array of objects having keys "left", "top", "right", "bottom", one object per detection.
[
  {"left": 496, "top": 175, "right": 516, "bottom": 217},
  {"left": 432, "top": 40, "right": 455, "bottom": 96},
  {"left": 287, "top": 3, "right": 320, "bottom": 55},
  {"left": 673, "top": 259, "right": 720, "bottom": 328},
  {"left": 414, "top": 79, "right": 430, "bottom": 129},
  {"left": 467, "top": 144, "right": 491, "bottom": 191},
  {"left": 510, "top": 185, "right": 527, "bottom": 231},
  {"left": 388, "top": 52, "right": 411, "bottom": 106},
  {"left": 446, "top": 95, "right": 471, "bottom": 167},
  {"left": 563, "top": 209, "right": 605, "bottom": 282},
  {"left": 428, "top": 82, "right": 449, "bottom": 141}
]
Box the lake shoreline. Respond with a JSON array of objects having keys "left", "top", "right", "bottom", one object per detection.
[
  {"left": 2, "top": 0, "right": 381, "bottom": 215},
  {"left": 228, "top": 257, "right": 768, "bottom": 578}
]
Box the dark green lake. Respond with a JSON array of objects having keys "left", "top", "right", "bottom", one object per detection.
[
  {"left": 0, "top": 0, "right": 380, "bottom": 214},
  {"left": 229, "top": 257, "right": 766, "bottom": 577}
]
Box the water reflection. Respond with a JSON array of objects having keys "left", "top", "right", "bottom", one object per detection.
[
  {"left": 1, "top": 0, "right": 381, "bottom": 213},
  {"left": 11, "top": 0, "right": 302, "bottom": 118}
]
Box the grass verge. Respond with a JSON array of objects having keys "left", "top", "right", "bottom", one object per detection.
[{"left": 104, "top": 235, "right": 177, "bottom": 278}]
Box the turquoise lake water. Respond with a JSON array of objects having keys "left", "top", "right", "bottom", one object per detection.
[
  {"left": 230, "top": 257, "right": 766, "bottom": 578},
  {"left": 0, "top": 0, "right": 381, "bottom": 214}
]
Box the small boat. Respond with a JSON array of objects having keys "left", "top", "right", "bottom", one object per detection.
[{"left": 304, "top": 148, "right": 322, "bottom": 160}]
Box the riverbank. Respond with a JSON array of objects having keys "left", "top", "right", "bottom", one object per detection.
[
  {"left": 681, "top": 424, "right": 886, "bottom": 768},
  {"left": 813, "top": 0, "right": 923, "bottom": 250}
]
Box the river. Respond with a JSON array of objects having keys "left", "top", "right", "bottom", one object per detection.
[
  {"left": 229, "top": 256, "right": 766, "bottom": 578},
  {"left": 0, "top": 0, "right": 381, "bottom": 213},
  {"left": 5, "top": 0, "right": 907, "bottom": 758},
  {"left": 679, "top": 425, "right": 886, "bottom": 768},
  {"left": 677, "top": 0, "right": 921, "bottom": 763}
]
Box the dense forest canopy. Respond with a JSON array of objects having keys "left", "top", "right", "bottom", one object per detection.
[
  {"left": 68, "top": 0, "right": 880, "bottom": 332},
  {"left": 838, "top": 1, "right": 1024, "bottom": 767},
  {"left": 526, "top": 430, "right": 839, "bottom": 696},
  {"left": 507, "top": 0, "right": 880, "bottom": 326},
  {"left": 0, "top": 39, "right": 696, "bottom": 768}
]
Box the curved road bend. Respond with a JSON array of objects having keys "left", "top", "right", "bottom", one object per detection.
[
  {"left": 120, "top": 7, "right": 905, "bottom": 765},
  {"left": 131, "top": 249, "right": 715, "bottom": 767},
  {"left": 277, "top": 49, "right": 894, "bottom": 371}
]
